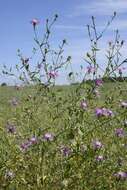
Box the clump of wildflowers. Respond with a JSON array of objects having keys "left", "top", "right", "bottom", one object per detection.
[
  {"left": 20, "top": 136, "right": 37, "bottom": 152},
  {"left": 95, "top": 108, "right": 113, "bottom": 117}
]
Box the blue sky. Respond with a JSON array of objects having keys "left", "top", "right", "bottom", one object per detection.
[{"left": 0, "top": 0, "right": 127, "bottom": 84}]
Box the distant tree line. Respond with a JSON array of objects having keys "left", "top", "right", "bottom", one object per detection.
[{"left": 1, "top": 82, "right": 7, "bottom": 86}]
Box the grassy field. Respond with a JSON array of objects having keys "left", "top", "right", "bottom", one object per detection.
[{"left": 0, "top": 81, "right": 127, "bottom": 190}]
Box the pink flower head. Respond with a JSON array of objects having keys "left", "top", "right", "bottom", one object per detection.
[
  {"left": 31, "top": 18, "right": 39, "bottom": 27},
  {"left": 95, "top": 79, "right": 103, "bottom": 87},
  {"left": 80, "top": 100, "right": 87, "bottom": 110},
  {"left": 48, "top": 71, "right": 58, "bottom": 79}
]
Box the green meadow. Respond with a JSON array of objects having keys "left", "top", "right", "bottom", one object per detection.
[{"left": 0, "top": 81, "right": 127, "bottom": 189}]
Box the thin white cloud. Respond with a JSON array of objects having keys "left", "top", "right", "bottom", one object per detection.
[
  {"left": 68, "top": 0, "right": 127, "bottom": 17},
  {"left": 55, "top": 24, "right": 85, "bottom": 30},
  {"left": 108, "top": 19, "right": 127, "bottom": 31},
  {"left": 95, "top": 18, "right": 127, "bottom": 32},
  {"left": 55, "top": 20, "right": 127, "bottom": 33}
]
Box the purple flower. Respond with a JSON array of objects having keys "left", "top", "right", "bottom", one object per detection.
[
  {"left": 95, "top": 79, "right": 103, "bottom": 87},
  {"left": 102, "top": 108, "right": 114, "bottom": 117},
  {"left": 43, "top": 133, "right": 54, "bottom": 141},
  {"left": 80, "top": 100, "right": 87, "bottom": 110},
  {"left": 121, "top": 101, "right": 127, "bottom": 108},
  {"left": 115, "top": 128, "right": 125, "bottom": 137},
  {"left": 60, "top": 146, "right": 71, "bottom": 157},
  {"left": 92, "top": 140, "right": 103, "bottom": 150},
  {"left": 95, "top": 155, "right": 104, "bottom": 162},
  {"left": 95, "top": 108, "right": 103, "bottom": 117},
  {"left": 6, "top": 122, "right": 16, "bottom": 134},
  {"left": 101, "top": 108, "right": 109, "bottom": 116},
  {"left": 114, "top": 171, "right": 127, "bottom": 180}
]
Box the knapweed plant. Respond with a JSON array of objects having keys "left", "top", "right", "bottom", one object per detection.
[{"left": 1, "top": 13, "right": 127, "bottom": 190}]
